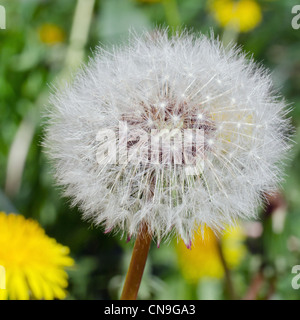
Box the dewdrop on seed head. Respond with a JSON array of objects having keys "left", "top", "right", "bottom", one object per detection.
[{"left": 44, "top": 28, "right": 291, "bottom": 247}]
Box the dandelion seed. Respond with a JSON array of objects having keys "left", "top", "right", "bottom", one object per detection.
[
  {"left": 159, "top": 102, "right": 166, "bottom": 109},
  {"left": 208, "top": 139, "right": 214, "bottom": 146}
]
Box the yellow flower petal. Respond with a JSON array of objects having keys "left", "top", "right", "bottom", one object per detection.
[
  {"left": 209, "top": 0, "right": 262, "bottom": 33},
  {"left": 175, "top": 225, "right": 246, "bottom": 283},
  {"left": 38, "top": 23, "right": 65, "bottom": 45},
  {"left": 0, "top": 212, "right": 74, "bottom": 300}
]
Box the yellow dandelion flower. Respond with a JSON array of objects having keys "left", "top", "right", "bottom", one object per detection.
[
  {"left": 209, "top": 0, "right": 262, "bottom": 33},
  {"left": 175, "top": 226, "right": 246, "bottom": 283},
  {"left": 38, "top": 23, "right": 65, "bottom": 45},
  {"left": 0, "top": 212, "right": 74, "bottom": 300}
]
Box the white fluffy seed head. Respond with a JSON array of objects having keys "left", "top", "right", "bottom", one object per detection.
[{"left": 44, "top": 29, "right": 292, "bottom": 246}]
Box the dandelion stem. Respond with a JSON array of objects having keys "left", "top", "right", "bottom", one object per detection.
[
  {"left": 120, "top": 223, "right": 152, "bottom": 300},
  {"left": 162, "top": 0, "right": 181, "bottom": 30},
  {"left": 243, "top": 270, "right": 264, "bottom": 300},
  {"left": 221, "top": 26, "right": 239, "bottom": 48},
  {"left": 216, "top": 239, "right": 236, "bottom": 300}
]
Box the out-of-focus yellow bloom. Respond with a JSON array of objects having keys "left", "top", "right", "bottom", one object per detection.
[
  {"left": 38, "top": 23, "right": 65, "bottom": 45},
  {"left": 175, "top": 226, "right": 246, "bottom": 283},
  {"left": 0, "top": 212, "right": 74, "bottom": 300},
  {"left": 209, "top": 0, "right": 262, "bottom": 33}
]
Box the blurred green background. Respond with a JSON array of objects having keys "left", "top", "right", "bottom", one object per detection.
[{"left": 0, "top": 0, "right": 300, "bottom": 300}]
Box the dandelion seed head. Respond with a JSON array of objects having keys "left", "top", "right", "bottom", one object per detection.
[{"left": 44, "top": 29, "right": 292, "bottom": 244}]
